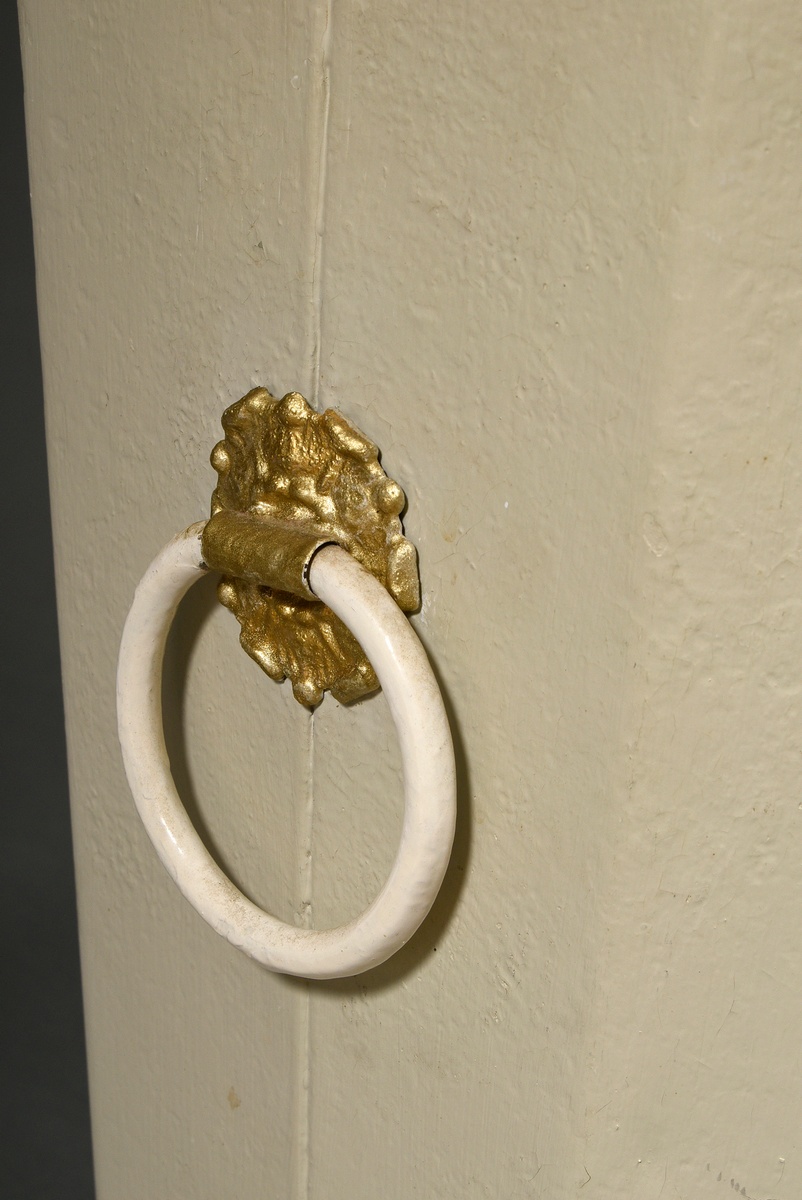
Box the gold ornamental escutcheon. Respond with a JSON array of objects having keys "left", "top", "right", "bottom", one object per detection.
[{"left": 201, "top": 388, "right": 420, "bottom": 707}]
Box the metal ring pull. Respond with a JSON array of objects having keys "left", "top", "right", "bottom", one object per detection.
[{"left": 116, "top": 521, "right": 456, "bottom": 980}]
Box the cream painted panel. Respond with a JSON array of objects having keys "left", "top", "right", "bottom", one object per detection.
[
  {"left": 22, "top": 0, "right": 802, "bottom": 1198},
  {"left": 307, "top": 2, "right": 753, "bottom": 1198},
  {"left": 21, "top": 3, "right": 329, "bottom": 1196},
  {"left": 586, "top": 4, "right": 802, "bottom": 1196}
]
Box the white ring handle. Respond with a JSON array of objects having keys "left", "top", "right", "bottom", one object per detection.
[{"left": 116, "top": 522, "right": 456, "bottom": 979}]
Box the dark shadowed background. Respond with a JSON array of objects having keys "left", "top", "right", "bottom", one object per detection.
[{"left": 1, "top": 4, "right": 95, "bottom": 1195}]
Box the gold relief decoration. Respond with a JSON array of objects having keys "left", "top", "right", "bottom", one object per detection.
[{"left": 201, "top": 388, "right": 420, "bottom": 707}]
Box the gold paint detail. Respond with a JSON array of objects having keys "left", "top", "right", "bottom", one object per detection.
[
  {"left": 202, "top": 511, "right": 332, "bottom": 602},
  {"left": 205, "top": 388, "right": 420, "bottom": 707}
]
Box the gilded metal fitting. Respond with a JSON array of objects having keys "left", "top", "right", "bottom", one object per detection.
[{"left": 202, "top": 388, "right": 420, "bottom": 707}]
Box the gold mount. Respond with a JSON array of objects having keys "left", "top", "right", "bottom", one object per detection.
[{"left": 201, "top": 388, "right": 420, "bottom": 707}]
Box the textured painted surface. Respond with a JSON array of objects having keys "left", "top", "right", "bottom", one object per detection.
[
  {"left": 307, "top": 3, "right": 709, "bottom": 1196},
  {"left": 21, "top": 3, "right": 330, "bottom": 1195},
  {"left": 584, "top": 5, "right": 802, "bottom": 1195},
  {"left": 21, "top": 0, "right": 802, "bottom": 1197}
]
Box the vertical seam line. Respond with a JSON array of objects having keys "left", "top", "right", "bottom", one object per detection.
[
  {"left": 296, "top": 4, "right": 332, "bottom": 1197},
  {"left": 310, "top": 0, "right": 333, "bottom": 411}
]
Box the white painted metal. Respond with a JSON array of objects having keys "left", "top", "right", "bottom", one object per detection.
[{"left": 117, "top": 525, "right": 456, "bottom": 979}]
